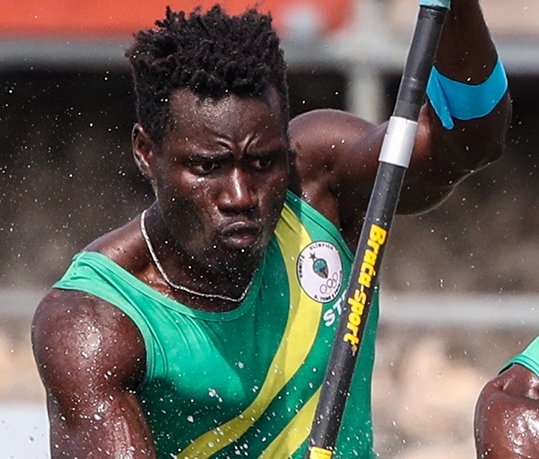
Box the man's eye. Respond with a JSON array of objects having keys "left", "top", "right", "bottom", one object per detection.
[
  {"left": 251, "top": 157, "right": 273, "bottom": 170},
  {"left": 191, "top": 160, "right": 219, "bottom": 174}
]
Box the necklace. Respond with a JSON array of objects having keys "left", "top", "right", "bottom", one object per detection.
[{"left": 140, "top": 210, "right": 253, "bottom": 302}]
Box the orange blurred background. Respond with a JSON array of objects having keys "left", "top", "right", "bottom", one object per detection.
[{"left": 0, "top": 0, "right": 353, "bottom": 38}]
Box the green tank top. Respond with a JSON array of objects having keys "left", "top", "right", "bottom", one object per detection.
[{"left": 54, "top": 191, "right": 379, "bottom": 459}]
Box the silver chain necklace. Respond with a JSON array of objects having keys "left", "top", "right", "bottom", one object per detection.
[{"left": 140, "top": 210, "right": 253, "bottom": 302}]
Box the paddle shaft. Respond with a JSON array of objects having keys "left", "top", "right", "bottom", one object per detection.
[{"left": 304, "top": 5, "right": 449, "bottom": 458}]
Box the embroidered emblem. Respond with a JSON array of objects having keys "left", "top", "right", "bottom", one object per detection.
[{"left": 297, "top": 241, "right": 343, "bottom": 303}]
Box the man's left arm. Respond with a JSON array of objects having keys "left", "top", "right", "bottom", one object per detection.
[{"left": 289, "top": 0, "right": 511, "bottom": 241}]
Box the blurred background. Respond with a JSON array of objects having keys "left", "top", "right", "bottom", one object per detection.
[{"left": 1, "top": 0, "right": 539, "bottom": 457}]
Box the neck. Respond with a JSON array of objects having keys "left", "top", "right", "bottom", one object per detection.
[{"left": 140, "top": 209, "right": 255, "bottom": 306}]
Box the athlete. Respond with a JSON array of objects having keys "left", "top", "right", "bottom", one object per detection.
[
  {"left": 475, "top": 339, "right": 539, "bottom": 458},
  {"left": 32, "top": 2, "right": 511, "bottom": 458}
]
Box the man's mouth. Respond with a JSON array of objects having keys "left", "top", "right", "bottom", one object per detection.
[{"left": 220, "top": 221, "right": 262, "bottom": 248}]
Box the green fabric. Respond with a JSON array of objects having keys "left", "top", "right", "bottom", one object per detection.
[
  {"left": 54, "top": 191, "right": 379, "bottom": 459},
  {"left": 504, "top": 336, "right": 539, "bottom": 377}
]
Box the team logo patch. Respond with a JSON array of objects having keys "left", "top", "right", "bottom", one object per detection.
[{"left": 297, "top": 241, "right": 343, "bottom": 303}]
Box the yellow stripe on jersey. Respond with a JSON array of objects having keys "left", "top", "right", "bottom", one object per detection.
[
  {"left": 258, "top": 387, "right": 321, "bottom": 459},
  {"left": 177, "top": 204, "right": 323, "bottom": 459}
]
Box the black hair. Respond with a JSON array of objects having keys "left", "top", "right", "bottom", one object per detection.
[{"left": 125, "top": 4, "right": 289, "bottom": 146}]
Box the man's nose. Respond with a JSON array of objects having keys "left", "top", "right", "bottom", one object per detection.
[{"left": 218, "top": 168, "right": 257, "bottom": 213}]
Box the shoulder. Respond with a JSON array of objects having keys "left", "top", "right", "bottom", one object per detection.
[
  {"left": 480, "top": 363, "right": 539, "bottom": 401},
  {"left": 476, "top": 364, "right": 539, "bottom": 430},
  {"left": 84, "top": 215, "right": 150, "bottom": 275},
  {"left": 288, "top": 109, "right": 386, "bottom": 238},
  {"left": 475, "top": 364, "right": 539, "bottom": 458},
  {"left": 32, "top": 288, "right": 146, "bottom": 397},
  {"left": 289, "top": 109, "right": 379, "bottom": 158}
]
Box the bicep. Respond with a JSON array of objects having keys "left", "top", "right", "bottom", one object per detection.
[
  {"left": 47, "top": 385, "right": 155, "bottom": 458},
  {"left": 43, "top": 352, "right": 153, "bottom": 459},
  {"left": 32, "top": 290, "right": 155, "bottom": 458}
]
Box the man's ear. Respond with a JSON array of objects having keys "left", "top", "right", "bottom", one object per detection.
[{"left": 132, "top": 123, "right": 156, "bottom": 182}]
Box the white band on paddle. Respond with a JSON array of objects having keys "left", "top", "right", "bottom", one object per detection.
[{"left": 378, "top": 116, "right": 419, "bottom": 168}]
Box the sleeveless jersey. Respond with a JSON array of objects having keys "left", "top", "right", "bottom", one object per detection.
[{"left": 54, "top": 191, "right": 379, "bottom": 459}]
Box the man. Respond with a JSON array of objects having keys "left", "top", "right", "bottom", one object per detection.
[
  {"left": 475, "top": 339, "right": 539, "bottom": 458},
  {"left": 32, "top": 2, "right": 510, "bottom": 458}
]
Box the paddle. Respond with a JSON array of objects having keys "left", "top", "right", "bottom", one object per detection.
[{"left": 304, "top": 1, "right": 451, "bottom": 458}]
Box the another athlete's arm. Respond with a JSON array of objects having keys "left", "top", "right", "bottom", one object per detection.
[
  {"left": 474, "top": 364, "right": 539, "bottom": 459},
  {"left": 32, "top": 289, "right": 156, "bottom": 458}
]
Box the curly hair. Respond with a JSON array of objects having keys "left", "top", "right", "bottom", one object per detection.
[{"left": 125, "top": 4, "right": 289, "bottom": 146}]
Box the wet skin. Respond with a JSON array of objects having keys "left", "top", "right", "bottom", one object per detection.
[
  {"left": 475, "top": 363, "right": 539, "bottom": 458},
  {"left": 132, "top": 87, "right": 289, "bottom": 298}
]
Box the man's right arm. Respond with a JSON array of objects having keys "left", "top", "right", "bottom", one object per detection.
[
  {"left": 474, "top": 364, "right": 539, "bottom": 459},
  {"left": 32, "top": 289, "right": 157, "bottom": 458}
]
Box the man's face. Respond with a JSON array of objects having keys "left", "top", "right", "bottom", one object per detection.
[{"left": 151, "top": 87, "right": 289, "bottom": 276}]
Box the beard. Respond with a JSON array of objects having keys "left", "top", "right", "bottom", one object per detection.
[
  {"left": 156, "top": 183, "right": 286, "bottom": 286},
  {"left": 195, "top": 231, "right": 270, "bottom": 281}
]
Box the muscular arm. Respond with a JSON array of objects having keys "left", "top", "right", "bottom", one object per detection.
[
  {"left": 32, "top": 289, "right": 156, "bottom": 458},
  {"left": 289, "top": 0, "right": 511, "bottom": 246},
  {"left": 474, "top": 364, "right": 539, "bottom": 459}
]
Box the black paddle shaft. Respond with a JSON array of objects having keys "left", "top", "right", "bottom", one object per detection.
[{"left": 304, "top": 6, "right": 449, "bottom": 459}]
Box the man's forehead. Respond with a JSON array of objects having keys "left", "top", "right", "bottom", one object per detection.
[{"left": 167, "top": 87, "right": 287, "bottom": 133}]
